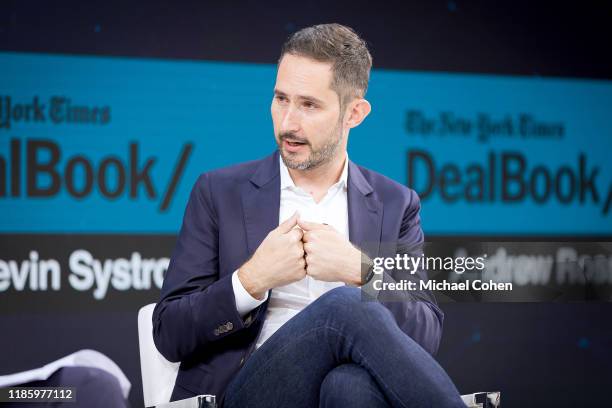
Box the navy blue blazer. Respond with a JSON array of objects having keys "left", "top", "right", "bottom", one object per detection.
[{"left": 153, "top": 150, "right": 443, "bottom": 402}]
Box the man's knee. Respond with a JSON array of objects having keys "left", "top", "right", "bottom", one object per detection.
[
  {"left": 316, "top": 286, "right": 372, "bottom": 313},
  {"left": 319, "top": 364, "right": 389, "bottom": 408},
  {"left": 313, "top": 286, "right": 394, "bottom": 326}
]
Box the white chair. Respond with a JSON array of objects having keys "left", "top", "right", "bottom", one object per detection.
[
  {"left": 138, "top": 303, "right": 180, "bottom": 407},
  {"left": 138, "top": 303, "right": 498, "bottom": 408}
]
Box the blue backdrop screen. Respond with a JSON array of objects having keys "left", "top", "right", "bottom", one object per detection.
[{"left": 1, "top": 51, "right": 611, "bottom": 235}]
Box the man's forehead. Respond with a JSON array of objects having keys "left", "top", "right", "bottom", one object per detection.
[{"left": 275, "top": 54, "right": 336, "bottom": 98}]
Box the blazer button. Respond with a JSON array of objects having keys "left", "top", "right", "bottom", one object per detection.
[{"left": 225, "top": 321, "right": 233, "bottom": 331}]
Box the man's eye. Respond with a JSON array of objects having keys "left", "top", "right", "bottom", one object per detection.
[
  {"left": 275, "top": 95, "right": 288, "bottom": 103},
  {"left": 303, "top": 102, "right": 316, "bottom": 109}
]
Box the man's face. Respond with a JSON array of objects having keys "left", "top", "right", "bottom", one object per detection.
[{"left": 272, "top": 54, "right": 345, "bottom": 170}]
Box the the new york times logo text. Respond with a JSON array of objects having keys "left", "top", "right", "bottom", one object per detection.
[{"left": 0, "top": 95, "right": 110, "bottom": 129}]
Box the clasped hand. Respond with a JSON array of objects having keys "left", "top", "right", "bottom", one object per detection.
[{"left": 238, "top": 212, "right": 362, "bottom": 299}]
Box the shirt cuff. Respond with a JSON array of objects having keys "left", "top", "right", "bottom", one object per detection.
[{"left": 231, "top": 270, "right": 268, "bottom": 317}]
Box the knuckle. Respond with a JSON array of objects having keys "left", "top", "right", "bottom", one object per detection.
[{"left": 294, "top": 246, "right": 303, "bottom": 257}]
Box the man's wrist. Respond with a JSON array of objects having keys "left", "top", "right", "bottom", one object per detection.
[
  {"left": 345, "top": 246, "right": 366, "bottom": 286},
  {"left": 349, "top": 248, "right": 374, "bottom": 287},
  {"left": 232, "top": 271, "right": 267, "bottom": 316},
  {"left": 360, "top": 253, "right": 375, "bottom": 286},
  {"left": 238, "top": 261, "right": 266, "bottom": 300}
]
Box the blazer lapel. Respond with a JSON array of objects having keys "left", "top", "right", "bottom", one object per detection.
[
  {"left": 241, "top": 151, "right": 281, "bottom": 255},
  {"left": 348, "top": 161, "right": 383, "bottom": 259},
  {"left": 241, "top": 152, "right": 383, "bottom": 259}
]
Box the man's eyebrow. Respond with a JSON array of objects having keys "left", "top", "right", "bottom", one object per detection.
[
  {"left": 298, "top": 95, "right": 325, "bottom": 105},
  {"left": 273, "top": 89, "right": 325, "bottom": 105}
]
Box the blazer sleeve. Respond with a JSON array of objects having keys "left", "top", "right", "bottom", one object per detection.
[
  {"left": 152, "top": 173, "right": 259, "bottom": 363},
  {"left": 379, "top": 190, "right": 444, "bottom": 355}
]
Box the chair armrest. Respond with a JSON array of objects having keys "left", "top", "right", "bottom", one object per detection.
[
  {"left": 461, "top": 391, "right": 501, "bottom": 408},
  {"left": 151, "top": 394, "right": 216, "bottom": 408}
]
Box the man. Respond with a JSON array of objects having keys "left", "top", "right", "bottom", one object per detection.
[{"left": 153, "top": 23, "right": 464, "bottom": 407}]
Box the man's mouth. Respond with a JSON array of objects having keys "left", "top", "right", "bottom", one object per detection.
[
  {"left": 282, "top": 138, "right": 308, "bottom": 153},
  {"left": 286, "top": 140, "right": 306, "bottom": 147}
]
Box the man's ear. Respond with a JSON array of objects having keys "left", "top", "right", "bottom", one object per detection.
[{"left": 344, "top": 98, "right": 372, "bottom": 129}]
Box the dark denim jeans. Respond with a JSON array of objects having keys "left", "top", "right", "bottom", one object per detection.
[{"left": 224, "top": 286, "right": 463, "bottom": 408}]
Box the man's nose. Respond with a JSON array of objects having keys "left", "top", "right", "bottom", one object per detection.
[{"left": 280, "top": 105, "right": 301, "bottom": 133}]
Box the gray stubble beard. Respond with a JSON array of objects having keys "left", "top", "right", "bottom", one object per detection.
[{"left": 279, "top": 119, "right": 344, "bottom": 171}]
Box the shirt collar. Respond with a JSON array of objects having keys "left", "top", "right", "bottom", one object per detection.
[{"left": 279, "top": 153, "right": 349, "bottom": 191}]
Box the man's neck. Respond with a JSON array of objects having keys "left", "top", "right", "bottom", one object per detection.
[{"left": 287, "top": 152, "right": 347, "bottom": 203}]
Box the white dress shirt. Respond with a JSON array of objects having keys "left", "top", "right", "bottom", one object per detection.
[{"left": 231, "top": 154, "right": 349, "bottom": 348}]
